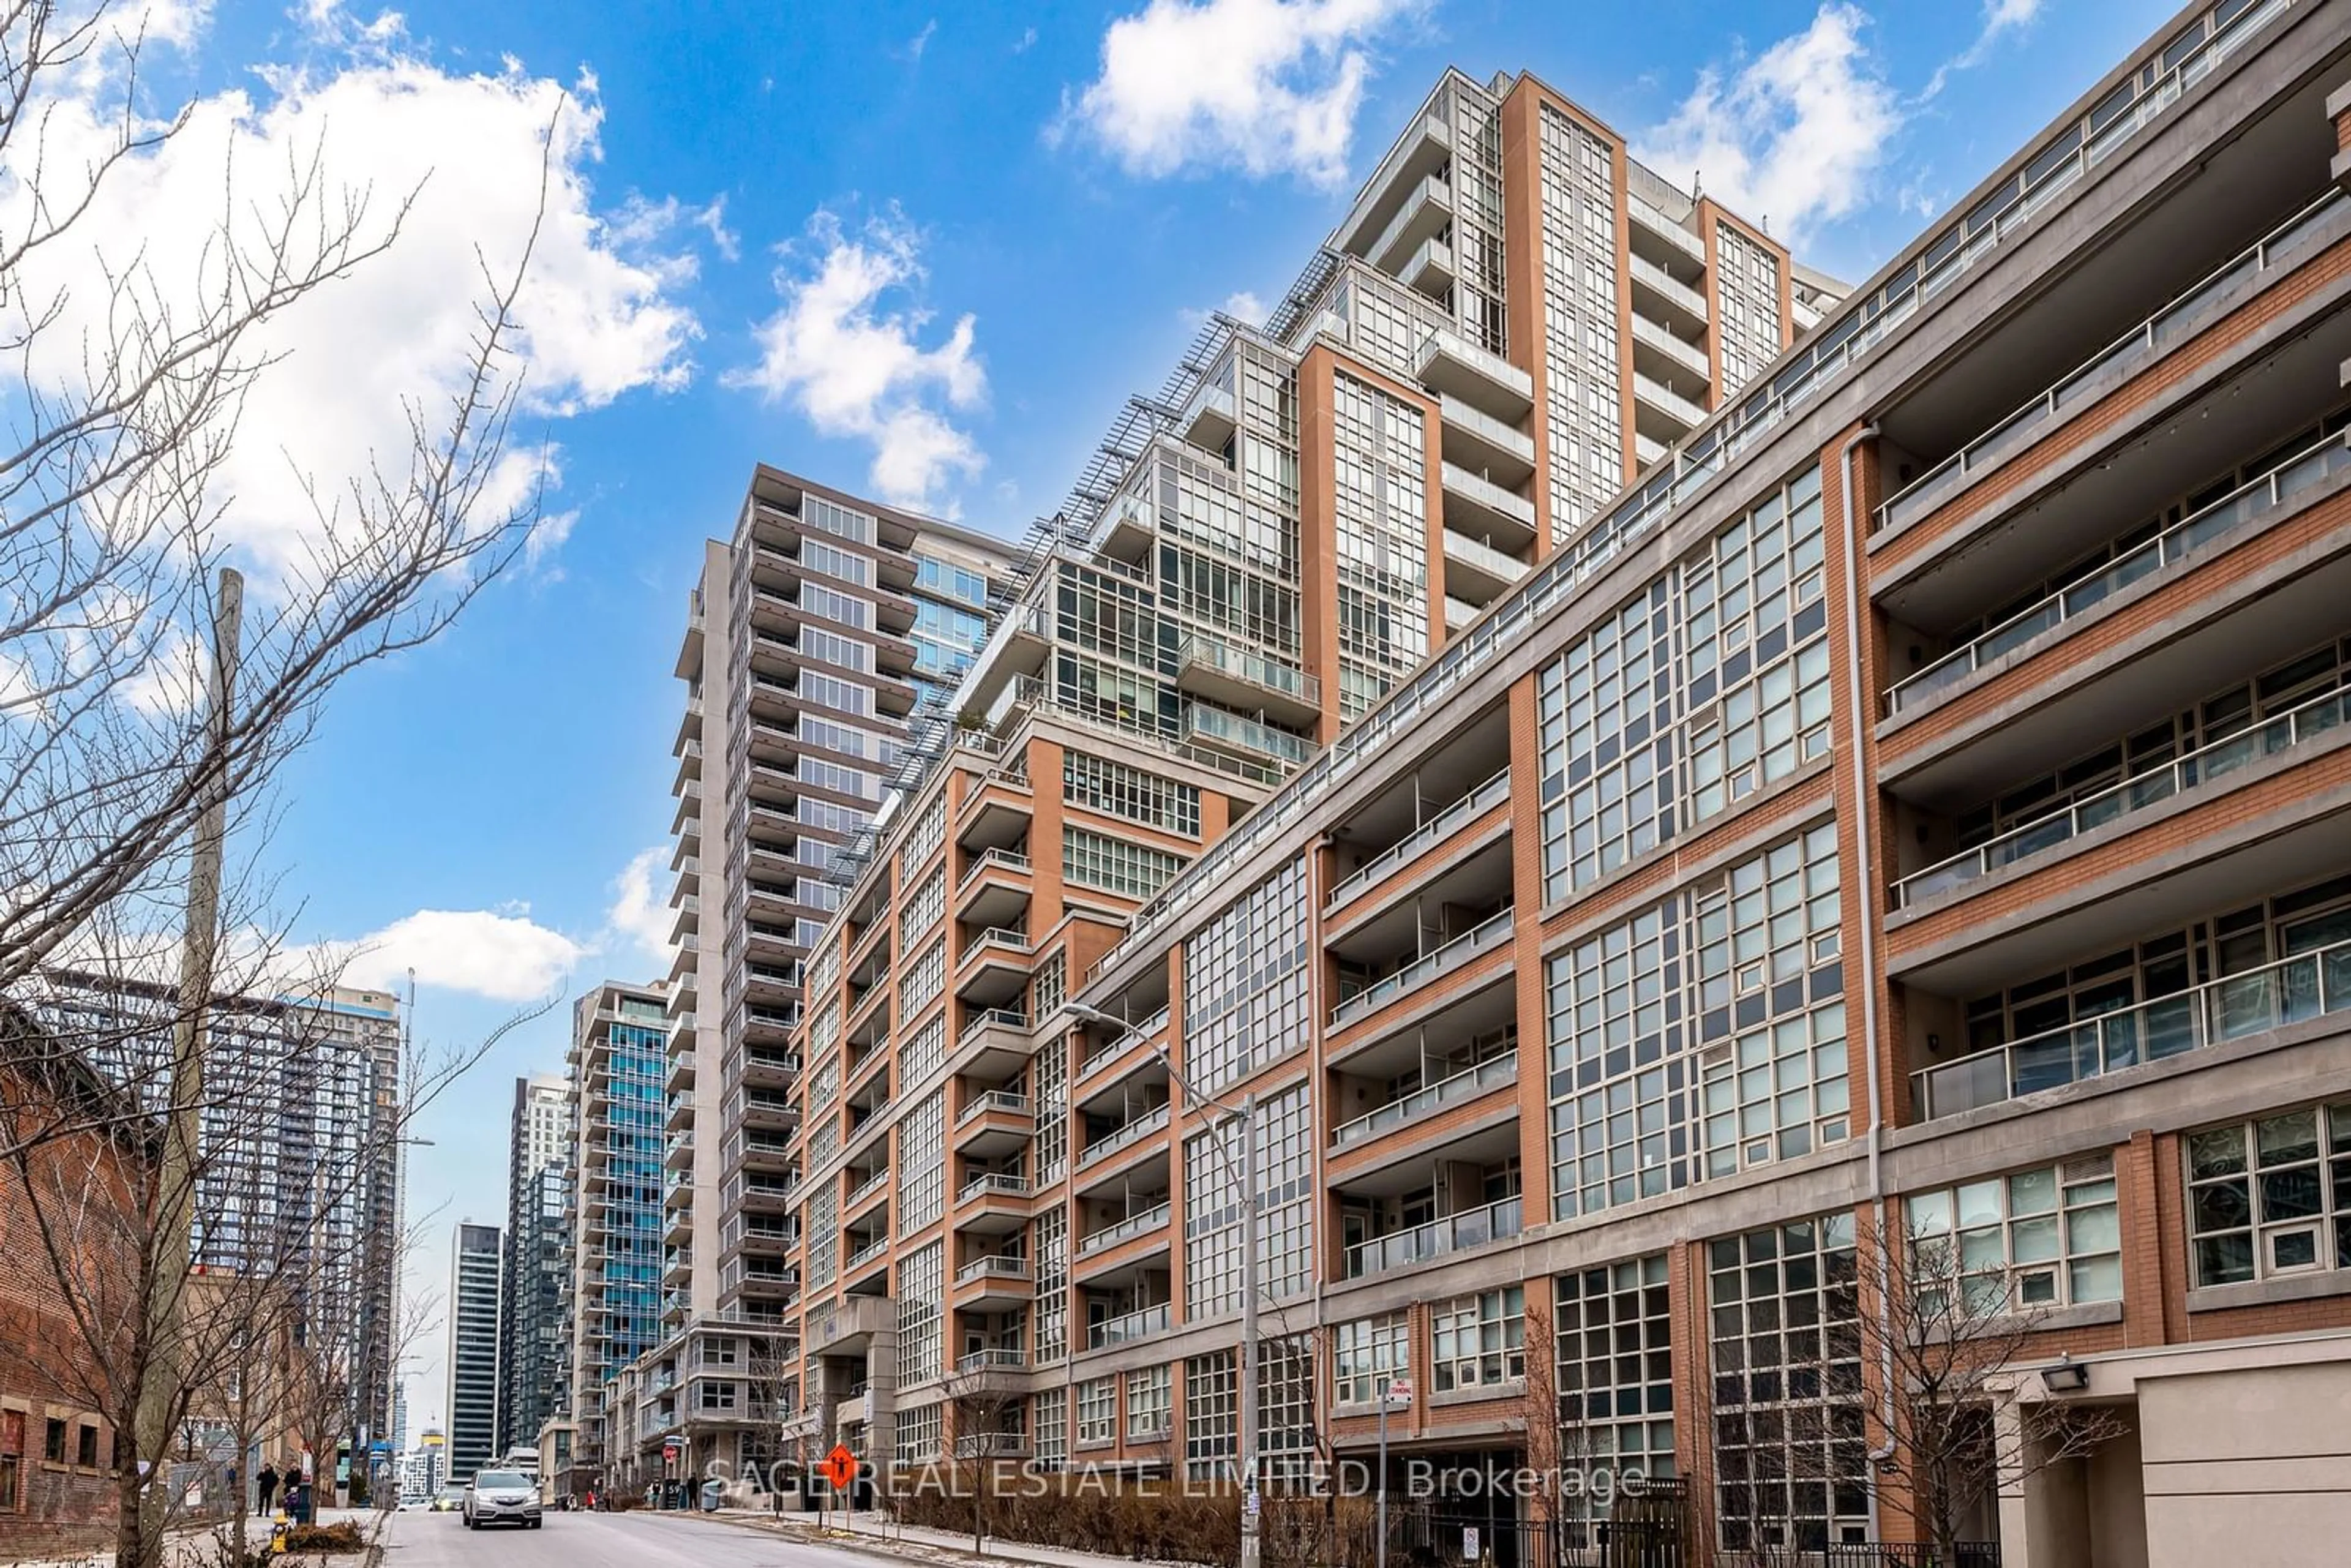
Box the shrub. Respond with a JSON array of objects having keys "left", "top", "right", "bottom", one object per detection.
[{"left": 279, "top": 1520, "right": 364, "bottom": 1553}]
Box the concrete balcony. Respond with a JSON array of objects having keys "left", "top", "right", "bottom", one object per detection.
[
  {"left": 1072, "top": 1202, "right": 1172, "bottom": 1286},
  {"left": 1076, "top": 1005, "right": 1168, "bottom": 1089},
  {"left": 1403, "top": 234, "right": 1454, "bottom": 298},
  {"left": 951, "top": 1348, "right": 1032, "bottom": 1398},
  {"left": 1438, "top": 395, "right": 1535, "bottom": 489},
  {"left": 953, "top": 1172, "right": 1032, "bottom": 1236},
  {"left": 1627, "top": 193, "right": 1705, "bottom": 264},
  {"left": 1913, "top": 936, "right": 2351, "bottom": 1122},
  {"left": 953, "top": 1253, "right": 1034, "bottom": 1309},
  {"left": 804, "top": 1294, "right": 894, "bottom": 1356},
  {"left": 1631, "top": 310, "right": 1710, "bottom": 382},
  {"left": 955, "top": 768, "right": 1034, "bottom": 852},
  {"left": 1335, "top": 108, "right": 1453, "bottom": 258},
  {"left": 953, "top": 1090, "right": 1035, "bottom": 1160},
  {"left": 1330, "top": 909, "right": 1516, "bottom": 1033},
  {"left": 1085, "top": 1302, "right": 1170, "bottom": 1352},
  {"left": 1415, "top": 328, "right": 1533, "bottom": 422},
  {"left": 1326, "top": 768, "right": 1511, "bottom": 915},
  {"left": 1341, "top": 1195, "right": 1523, "bottom": 1280},
  {"left": 1179, "top": 703, "right": 1317, "bottom": 768},
  {"left": 1331, "top": 1052, "right": 1519, "bottom": 1150},
  {"left": 1441, "top": 529, "right": 1531, "bottom": 606},
  {"left": 1174, "top": 634, "right": 1322, "bottom": 728},
  {"left": 1368, "top": 173, "right": 1453, "bottom": 276},
  {"left": 1628, "top": 253, "right": 1709, "bottom": 334},
  {"left": 1632, "top": 371, "right": 1706, "bottom": 443},
  {"left": 953, "top": 1007, "right": 1032, "bottom": 1082},
  {"left": 955, "top": 847, "right": 1033, "bottom": 930},
  {"left": 1077, "top": 1104, "right": 1170, "bottom": 1173},
  {"left": 1181, "top": 382, "right": 1237, "bottom": 454},
  {"left": 1439, "top": 462, "right": 1538, "bottom": 552},
  {"left": 954, "top": 926, "right": 1033, "bottom": 1008}
]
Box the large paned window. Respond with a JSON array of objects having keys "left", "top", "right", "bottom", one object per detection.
[
  {"left": 1062, "top": 826, "right": 1187, "bottom": 900},
  {"left": 896, "top": 1241, "right": 943, "bottom": 1386},
  {"left": 1033, "top": 1207, "right": 1069, "bottom": 1362},
  {"left": 1333, "top": 1313, "right": 1409, "bottom": 1405},
  {"left": 1125, "top": 1365, "right": 1172, "bottom": 1439},
  {"left": 1330, "top": 370, "right": 1430, "bottom": 721},
  {"left": 1182, "top": 859, "right": 1310, "bottom": 1093},
  {"left": 1546, "top": 822, "right": 1845, "bottom": 1222},
  {"left": 1064, "top": 752, "right": 1202, "bottom": 836},
  {"left": 2188, "top": 1100, "right": 2351, "bottom": 1286},
  {"left": 898, "top": 1092, "right": 945, "bottom": 1236},
  {"left": 1183, "top": 1353, "right": 1237, "bottom": 1480},
  {"left": 1555, "top": 1254, "right": 1675, "bottom": 1547},
  {"left": 1537, "top": 106, "right": 1622, "bottom": 541},
  {"left": 1431, "top": 1286, "right": 1525, "bottom": 1391},
  {"left": 1908, "top": 1155, "right": 2121, "bottom": 1311},
  {"left": 1708, "top": 1215, "right": 1868, "bottom": 1553},
  {"left": 1184, "top": 1082, "right": 1310, "bottom": 1318},
  {"left": 1076, "top": 1378, "right": 1116, "bottom": 1445}
]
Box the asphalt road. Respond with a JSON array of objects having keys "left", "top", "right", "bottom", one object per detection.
[{"left": 380, "top": 1507, "right": 889, "bottom": 1568}]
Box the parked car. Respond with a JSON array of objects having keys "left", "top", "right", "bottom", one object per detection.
[{"left": 463, "top": 1470, "right": 542, "bottom": 1530}]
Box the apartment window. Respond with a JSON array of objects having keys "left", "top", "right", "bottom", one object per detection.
[
  {"left": 902, "top": 866, "right": 945, "bottom": 940},
  {"left": 1537, "top": 104, "right": 1621, "bottom": 540},
  {"left": 896, "top": 1405, "right": 942, "bottom": 1466},
  {"left": 1431, "top": 1286, "right": 1525, "bottom": 1392},
  {"left": 916, "top": 555, "right": 989, "bottom": 608},
  {"left": 1333, "top": 1313, "right": 1409, "bottom": 1405},
  {"left": 801, "top": 539, "right": 872, "bottom": 587},
  {"left": 1033, "top": 1207, "right": 1069, "bottom": 1363},
  {"left": 1709, "top": 1214, "right": 1867, "bottom": 1553},
  {"left": 1183, "top": 858, "right": 1310, "bottom": 1093},
  {"left": 809, "top": 1057, "right": 841, "bottom": 1112},
  {"left": 697, "top": 1381, "right": 738, "bottom": 1412},
  {"left": 700, "top": 1337, "right": 739, "bottom": 1367},
  {"left": 801, "top": 756, "right": 880, "bottom": 802},
  {"left": 1185, "top": 1084, "right": 1310, "bottom": 1318},
  {"left": 1910, "top": 1156, "right": 2121, "bottom": 1311},
  {"left": 1034, "top": 1032, "right": 1068, "bottom": 1187},
  {"left": 1063, "top": 752, "right": 1201, "bottom": 836},
  {"left": 899, "top": 1092, "right": 945, "bottom": 1236},
  {"left": 1555, "top": 1255, "right": 1676, "bottom": 1542},
  {"left": 2189, "top": 1100, "right": 2351, "bottom": 1286},
  {"left": 897, "top": 1242, "right": 944, "bottom": 1386},
  {"left": 803, "top": 715, "right": 890, "bottom": 764},
  {"left": 802, "top": 495, "right": 876, "bottom": 544},
  {"left": 0, "top": 1409, "right": 21, "bottom": 1509},
  {"left": 901, "top": 1015, "right": 947, "bottom": 1089},
  {"left": 1183, "top": 1353, "right": 1237, "bottom": 1480},
  {"left": 1547, "top": 822, "right": 1845, "bottom": 1221},
  {"left": 1062, "top": 826, "right": 1187, "bottom": 901},
  {"left": 809, "top": 999, "right": 841, "bottom": 1061},
  {"left": 43, "top": 1419, "right": 64, "bottom": 1465},
  {"left": 1030, "top": 951, "right": 1067, "bottom": 1020},
  {"left": 1330, "top": 370, "right": 1430, "bottom": 721},
  {"left": 1076, "top": 1378, "right": 1116, "bottom": 1446},
  {"left": 901, "top": 940, "right": 946, "bottom": 1017},
  {"left": 800, "top": 626, "right": 875, "bottom": 675},
  {"left": 1033, "top": 1389, "right": 1068, "bottom": 1471},
  {"left": 902, "top": 792, "right": 948, "bottom": 872},
  {"left": 1125, "top": 1365, "right": 1172, "bottom": 1439}
]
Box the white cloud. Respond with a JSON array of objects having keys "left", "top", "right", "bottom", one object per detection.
[
  {"left": 724, "top": 208, "right": 986, "bottom": 511},
  {"left": 329, "top": 908, "right": 587, "bottom": 1002},
  {"left": 1013, "top": 26, "right": 1038, "bottom": 53},
  {"left": 2, "top": 8, "right": 706, "bottom": 595},
  {"left": 601, "top": 846, "right": 672, "bottom": 966},
  {"left": 1924, "top": 0, "right": 2045, "bottom": 100},
  {"left": 1218, "top": 290, "right": 1268, "bottom": 326},
  {"left": 1057, "top": 0, "right": 1421, "bottom": 186},
  {"left": 906, "top": 18, "right": 939, "bottom": 62},
  {"left": 1634, "top": 3, "right": 1900, "bottom": 246}
]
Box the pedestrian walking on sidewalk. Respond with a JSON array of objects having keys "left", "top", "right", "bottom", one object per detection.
[{"left": 258, "top": 1463, "right": 280, "bottom": 1517}]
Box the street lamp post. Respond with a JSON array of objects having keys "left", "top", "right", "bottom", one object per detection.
[{"left": 1069, "top": 1005, "right": 1261, "bottom": 1568}]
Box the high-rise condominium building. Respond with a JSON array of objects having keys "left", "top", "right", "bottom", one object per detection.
[
  {"left": 606, "top": 471, "right": 1012, "bottom": 1492},
  {"left": 563, "top": 979, "right": 669, "bottom": 1491},
  {"left": 498, "top": 1073, "right": 572, "bottom": 1455},
  {"left": 32, "top": 973, "right": 405, "bottom": 1458},
  {"left": 763, "top": 7, "right": 2351, "bottom": 1567},
  {"left": 444, "top": 1221, "right": 501, "bottom": 1482}
]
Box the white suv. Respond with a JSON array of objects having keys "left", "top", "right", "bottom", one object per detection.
[{"left": 462, "top": 1471, "right": 542, "bottom": 1530}]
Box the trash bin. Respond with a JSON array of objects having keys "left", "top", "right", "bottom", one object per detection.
[{"left": 700, "top": 1480, "right": 722, "bottom": 1513}]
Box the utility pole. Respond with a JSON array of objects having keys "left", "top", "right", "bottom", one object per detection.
[{"left": 137, "top": 568, "right": 244, "bottom": 1553}]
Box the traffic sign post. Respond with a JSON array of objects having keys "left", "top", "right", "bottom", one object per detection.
[{"left": 1376, "top": 1375, "right": 1411, "bottom": 1568}]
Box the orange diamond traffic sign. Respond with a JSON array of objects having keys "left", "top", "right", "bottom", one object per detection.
[{"left": 819, "top": 1444, "right": 857, "bottom": 1490}]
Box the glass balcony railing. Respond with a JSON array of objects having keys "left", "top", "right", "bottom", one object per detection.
[
  {"left": 1081, "top": 1005, "right": 1169, "bottom": 1076},
  {"left": 1078, "top": 1104, "right": 1171, "bottom": 1167},
  {"left": 1914, "top": 936, "right": 2351, "bottom": 1120},
  {"left": 1087, "top": 1303, "right": 1170, "bottom": 1349},
  {"left": 1176, "top": 634, "right": 1322, "bottom": 707},
  {"left": 1342, "top": 1196, "right": 1524, "bottom": 1279},
  {"left": 1329, "top": 770, "right": 1510, "bottom": 905},
  {"left": 1076, "top": 1202, "right": 1172, "bottom": 1257},
  {"left": 1181, "top": 703, "right": 1318, "bottom": 765},
  {"left": 1878, "top": 189, "right": 2349, "bottom": 537},
  {"left": 1330, "top": 909, "right": 1515, "bottom": 1030},
  {"left": 1888, "top": 427, "right": 2351, "bottom": 715},
  {"left": 1899, "top": 686, "right": 2351, "bottom": 906},
  {"left": 1332, "top": 1052, "right": 1518, "bottom": 1147}
]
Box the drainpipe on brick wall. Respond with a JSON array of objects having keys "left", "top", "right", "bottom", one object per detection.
[{"left": 1838, "top": 425, "right": 1901, "bottom": 1498}]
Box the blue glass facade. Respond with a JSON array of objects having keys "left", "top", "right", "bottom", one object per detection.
[{"left": 598, "top": 1017, "right": 667, "bottom": 1376}]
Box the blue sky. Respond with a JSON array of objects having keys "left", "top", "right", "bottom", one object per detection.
[{"left": 100, "top": 0, "right": 2178, "bottom": 1424}]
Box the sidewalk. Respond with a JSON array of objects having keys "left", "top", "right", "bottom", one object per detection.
[
  {"left": 2, "top": 1507, "right": 377, "bottom": 1568},
  {"left": 682, "top": 1505, "right": 1209, "bottom": 1568}
]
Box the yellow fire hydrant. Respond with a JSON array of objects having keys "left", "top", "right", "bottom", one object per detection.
[{"left": 269, "top": 1509, "right": 291, "bottom": 1556}]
